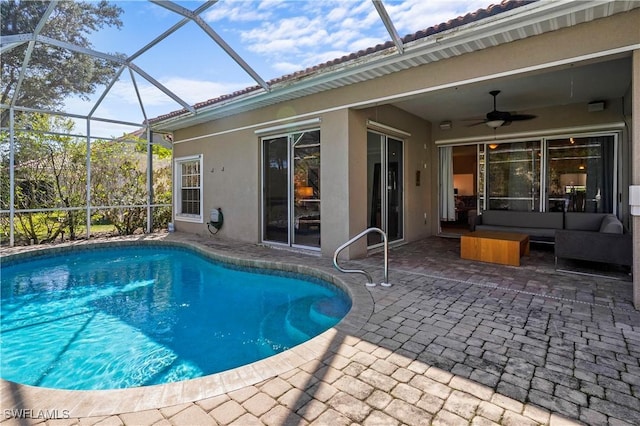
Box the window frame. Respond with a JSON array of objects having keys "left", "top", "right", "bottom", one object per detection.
[{"left": 174, "top": 154, "right": 203, "bottom": 223}]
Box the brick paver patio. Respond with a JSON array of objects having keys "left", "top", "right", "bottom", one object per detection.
[{"left": 1, "top": 233, "right": 638, "bottom": 425}]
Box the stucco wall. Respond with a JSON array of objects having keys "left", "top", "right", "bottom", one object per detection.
[
  {"left": 168, "top": 9, "right": 637, "bottom": 260},
  {"left": 172, "top": 123, "right": 260, "bottom": 242},
  {"left": 173, "top": 103, "right": 431, "bottom": 259},
  {"left": 320, "top": 109, "right": 350, "bottom": 257}
]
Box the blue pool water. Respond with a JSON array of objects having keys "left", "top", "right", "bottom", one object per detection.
[{"left": 0, "top": 245, "right": 351, "bottom": 390}]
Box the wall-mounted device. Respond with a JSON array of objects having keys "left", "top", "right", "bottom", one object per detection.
[
  {"left": 630, "top": 185, "right": 640, "bottom": 216},
  {"left": 208, "top": 208, "right": 224, "bottom": 234}
]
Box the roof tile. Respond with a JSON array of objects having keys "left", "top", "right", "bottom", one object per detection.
[{"left": 149, "top": 0, "right": 532, "bottom": 124}]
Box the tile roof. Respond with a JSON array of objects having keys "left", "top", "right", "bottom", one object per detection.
[{"left": 148, "top": 0, "right": 533, "bottom": 125}]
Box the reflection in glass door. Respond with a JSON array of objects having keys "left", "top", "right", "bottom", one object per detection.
[
  {"left": 367, "top": 131, "right": 403, "bottom": 246},
  {"left": 545, "top": 136, "right": 615, "bottom": 213},
  {"left": 293, "top": 132, "right": 321, "bottom": 247},
  {"left": 262, "top": 130, "right": 321, "bottom": 249},
  {"left": 263, "top": 136, "right": 288, "bottom": 244}
]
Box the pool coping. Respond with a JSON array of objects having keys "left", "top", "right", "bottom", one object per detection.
[{"left": 0, "top": 237, "right": 374, "bottom": 417}]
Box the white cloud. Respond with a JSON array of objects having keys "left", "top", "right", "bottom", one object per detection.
[
  {"left": 327, "top": 6, "right": 348, "bottom": 22},
  {"left": 61, "top": 76, "right": 253, "bottom": 132},
  {"left": 384, "top": 0, "right": 492, "bottom": 36},
  {"left": 108, "top": 77, "right": 250, "bottom": 107},
  {"left": 348, "top": 36, "right": 388, "bottom": 53},
  {"left": 203, "top": 2, "right": 269, "bottom": 23},
  {"left": 238, "top": 1, "right": 381, "bottom": 64},
  {"left": 272, "top": 61, "right": 305, "bottom": 74}
]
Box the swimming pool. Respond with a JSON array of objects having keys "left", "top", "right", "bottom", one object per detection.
[{"left": 0, "top": 244, "right": 351, "bottom": 391}]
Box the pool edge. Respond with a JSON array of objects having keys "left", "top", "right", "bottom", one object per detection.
[{"left": 0, "top": 235, "right": 374, "bottom": 417}]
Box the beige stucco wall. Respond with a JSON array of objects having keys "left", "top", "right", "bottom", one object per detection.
[
  {"left": 320, "top": 109, "right": 351, "bottom": 257},
  {"left": 172, "top": 121, "right": 261, "bottom": 242},
  {"left": 169, "top": 9, "right": 637, "bottom": 261}
]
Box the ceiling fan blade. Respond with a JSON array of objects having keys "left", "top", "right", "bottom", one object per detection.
[
  {"left": 466, "top": 120, "right": 487, "bottom": 127},
  {"left": 459, "top": 91, "right": 537, "bottom": 127},
  {"left": 508, "top": 113, "right": 536, "bottom": 121}
]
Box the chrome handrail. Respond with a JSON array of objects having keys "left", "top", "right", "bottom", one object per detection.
[{"left": 333, "top": 227, "right": 390, "bottom": 287}]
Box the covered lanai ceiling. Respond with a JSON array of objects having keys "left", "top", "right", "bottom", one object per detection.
[{"left": 1, "top": 0, "right": 638, "bottom": 136}]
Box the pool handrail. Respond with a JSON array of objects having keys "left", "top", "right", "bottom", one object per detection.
[{"left": 333, "top": 227, "right": 390, "bottom": 287}]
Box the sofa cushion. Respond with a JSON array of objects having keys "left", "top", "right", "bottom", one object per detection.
[
  {"left": 475, "top": 224, "right": 557, "bottom": 238},
  {"left": 564, "top": 212, "right": 608, "bottom": 231},
  {"left": 555, "top": 230, "right": 632, "bottom": 266},
  {"left": 599, "top": 215, "right": 623, "bottom": 234},
  {"left": 480, "top": 211, "right": 563, "bottom": 229}
]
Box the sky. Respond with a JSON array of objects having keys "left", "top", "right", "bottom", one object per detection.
[{"left": 59, "top": 0, "right": 492, "bottom": 137}]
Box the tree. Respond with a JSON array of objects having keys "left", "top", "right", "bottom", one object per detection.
[
  {"left": 1, "top": 0, "right": 123, "bottom": 117},
  {"left": 0, "top": 113, "right": 87, "bottom": 243},
  {"left": 1, "top": 117, "right": 173, "bottom": 244}
]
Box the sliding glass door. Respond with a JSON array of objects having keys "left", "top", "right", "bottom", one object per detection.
[
  {"left": 485, "top": 141, "right": 541, "bottom": 211},
  {"left": 367, "top": 131, "right": 403, "bottom": 246},
  {"left": 546, "top": 136, "right": 615, "bottom": 213},
  {"left": 262, "top": 130, "right": 321, "bottom": 249},
  {"left": 462, "top": 132, "right": 617, "bottom": 215}
]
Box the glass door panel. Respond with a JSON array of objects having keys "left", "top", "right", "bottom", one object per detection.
[
  {"left": 367, "top": 131, "right": 403, "bottom": 246},
  {"left": 486, "top": 141, "right": 541, "bottom": 211},
  {"left": 262, "top": 136, "right": 289, "bottom": 243},
  {"left": 367, "top": 132, "right": 383, "bottom": 245},
  {"left": 387, "top": 137, "right": 403, "bottom": 242},
  {"left": 546, "top": 136, "right": 614, "bottom": 213},
  {"left": 293, "top": 131, "right": 321, "bottom": 248},
  {"left": 262, "top": 130, "right": 321, "bottom": 249}
]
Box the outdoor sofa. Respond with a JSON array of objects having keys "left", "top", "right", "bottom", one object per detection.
[
  {"left": 471, "top": 210, "right": 632, "bottom": 269},
  {"left": 554, "top": 212, "right": 632, "bottom": 268},
  {"left": 471, "top": 210, "right": 563, "bottom": 243}
]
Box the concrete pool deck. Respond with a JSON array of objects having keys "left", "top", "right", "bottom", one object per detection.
[{"left": 1, "top": 232, "right": 639, "bottom": 425}]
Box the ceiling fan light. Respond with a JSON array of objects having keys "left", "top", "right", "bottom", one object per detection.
[{"left": 486, "top": 119, "right": 505, "bottom": 128}]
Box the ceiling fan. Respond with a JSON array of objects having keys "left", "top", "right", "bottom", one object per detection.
[{"left": 468, "top": 90, "right": 537, "bottom": 128}]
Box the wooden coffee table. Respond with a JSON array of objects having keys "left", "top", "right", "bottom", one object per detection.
[{"left": 460, "top": 231, "right": 530, "bottom": 266}]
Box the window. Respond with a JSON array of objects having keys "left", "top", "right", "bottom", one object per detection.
[
  {"left": 174, "top": 155, "right": 203, "bottom": 222},
  {"left": 485, "top": 141, "right": 541, "bottom": 211}
]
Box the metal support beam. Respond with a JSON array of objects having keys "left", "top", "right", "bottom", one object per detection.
[
  {"left": 147, "top": 126, "right": 153, "bottom": 233},
  {"left": 129, "top": 63, "right": 195, "bottom": 113},
  {"left": 0, "top": 34, "right": 33, "bottom": 46},
  {"left": 86, "top": 119, "right": 92, "bottom": 239},
  {"left": 36, "top": 34, "right": 126, "bottom": 64},
  {"left": 2, "top": 104, "right": 146, "bottom": 129},
  {"left": 372, "top": 0, "right": 404, "bottom": 54},
  {"left": 11, "top": 40, "right": 36, "bottom": 107},
  {"left": 128, "top": 1, "right": 219, "bottom": 62},
  {"left": 34, "top": 35, "right": 194, "bottom": 113},
  {"left": 0, "top": 41, "right": 27, "bottom": 54},
  {"left": 34, "top": 1, "right": 58, "bottom": 33},
  {"left": 129, "top": 68, "right": 148, "bottom": 122},
  {"left": 9, "top": 1, "right": 56, "bottom": 107},
  {"left": 9, "top": 109, "right": 15, "bottom": 246},
  {"left": 89, "top": 65, "right": 126, "bottom": 118},
  {"left": 150, "top": 0, "right": 270, "bottom": 91}
]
